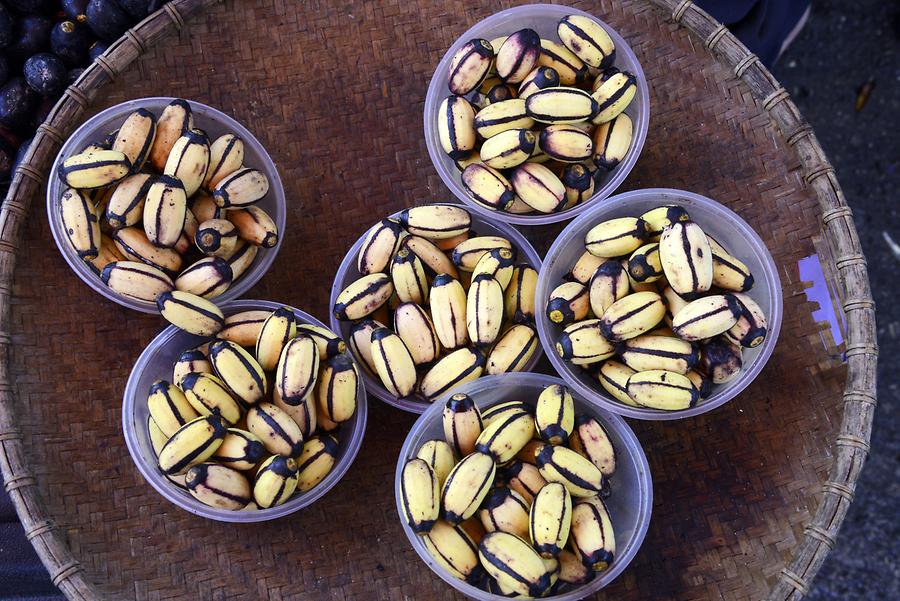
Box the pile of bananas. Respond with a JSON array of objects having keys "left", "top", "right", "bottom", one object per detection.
[
  {"left": 545, "top": 205, "right": 769, "bottom": 410},
  {"left": 333, "top": 204, "right": 539, "bottom": 402},
  {"left": 145, "top": 305, "right": 358, "bottom": 511},
  {"left": 57, "top": 99, "right": 279, "bottom": 304},
  {"left": 400, "top": 385, "right": 618, "bottom": 596},
  {"left": 436, "top": 14, "right": 637, "bottom": 215}
]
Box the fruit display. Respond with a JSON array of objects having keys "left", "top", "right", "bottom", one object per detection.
[
  {"left": 143, "top": 302, "right": 360, "bottom": 512},
  {"left": 543, "top": 204, "right": 770, "bottom": 412},
  {"left": 331, "top": 203, "right": 541, "bottom": 406},
  {"left": 433, "top": 12, "right": 639, "bottom": 216},
  {"left": 0, "top": 1, "right": 175, "bottom": 193},
  {"left": 53, "top": 98, "right": 279, "bottom": 305},
  {"left": 399, "top": 384, "right": 623, "bottom": 596}
]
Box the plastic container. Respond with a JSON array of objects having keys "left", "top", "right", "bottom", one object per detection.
[
  {"left": 395, "top": 373, "right": 652, "bottom": 599},
  {"left": 536, "top": 188, "right": 783, "bottom": 420},
  {"left": 122, "top": 299, "right": 367, "bottom": 522},
  {"left": 424, "top": 4, "right": 649, "bottom": 226},
  {"left": 48, "top": 97, "right": 287, "bottom": 313},
  {"left": 329, "top": 203, "right": 544, "bottom": 414}
]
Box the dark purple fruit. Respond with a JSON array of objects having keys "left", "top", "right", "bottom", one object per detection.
[
  {"left": 0, "top": 57, "right": 8, "bottom": 88},
  {"left": 24, "top": 53, "right": 67, "bottom": 96},
  {"left": 51, "top": 20, "right": 92, "bottom": 66},
  {"left": 85, "top": 0, "right": 131, "bottom": 42},
  {"left": 62, "top": 0, "right": 90, "bottom": 23},
  {"left": 116, "top": 0, "right": 163, "bottom": 20},
  {"left": 0, "top": 5, "right": 13, "bottom": 49},
  {"left": 28, "top": 95, "right": 54, "bottom": 130},
  {"left": 0, "top": 78, "right": 38, "bottom": 129},
  {"left": 6, "top": 16, "right": 53, "bottom": 65},
  {"left": 7, "top": 0, "right": 53, "bottom": 15},
  {"left": 88, "top": 40, "right": 108, "bottom": 60}
]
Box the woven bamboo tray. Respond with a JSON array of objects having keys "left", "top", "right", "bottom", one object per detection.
[{"left": 0, "top": 0, "right": 877, "bottom": 599}]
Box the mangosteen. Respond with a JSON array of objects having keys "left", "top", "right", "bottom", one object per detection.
[
  {"left": 24, "top": 53, "right": 67, "bottom": 96},
  {"left": 0, "top": 5, "right": 13, "bottom": 49},
  {"left": 62, "top": 0, "right": 90, "bottom": 23},
  {"left": 85, "top": 0, "right": 131, "bottom": 42},
  {"left": 6, "top": 0, "right": 53, "bottom": 15},
  {"left": 117, "top": 0, "right": 164, "bottom": 20},
  {"left": 0, "top": 78, "right": 38, "bottom": 130},
  {"left": 6, "top": 16, "right": 53, "bottom": 65},
  {"left": 51, "top": 20, "right": 93, "bottom": 66},
  {"left": 0, "top": 57, "right": 8, "bottom": 88}
]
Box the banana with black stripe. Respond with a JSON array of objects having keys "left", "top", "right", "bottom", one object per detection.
[
  {"left": 213, "top": 428, "right": 267, "bottom": 471},
  {"left": 227, "top": 206, "right": 279, "bottom": 248},
  {"left": 474, "top": 405, "right": 535, "bottom": 463},
  {"left": 102, "top": 261, "right": 174, "bottom": 302},
  {"left": 588, "top": 259, "right": 629, "bottom": 317},
  {"left": 725, "top": 293, "right": 767, "bottom": 348},
  {"left": 478, "top": 531, "right": 553, "bottom": 597},
  {"left": 423, "top": 520, "right": 483, "bottom": 583},
  {"left": 529, "top": 482, "right": 572, "bottom": 558},
  {"left": 619, "top": 334, "right": 698, "bottom": 375},
  {"left": 467, "top": 274, "right": 504, "bottom": 347},
  {"left": 254, "top": 306, "right": 297, "bottom": 370},
  {"left": 495, "top": 28, "right": 541, "bottom": 83},
  {"left": 504, "top": 264, "right": 538, "bottom": 323},
  {"left": 87, "top": 234, "right": 126, "bottom": 275},
  {"left": 209, "top": 339, "right": 267, "bottom": 405},
  {"left": 598, "top": 290, "right": 665, "bottom": 342},
  {"left": 558, "top": 549, "right": 593, "bottom": 584},
  {"left": 404, "top": 235, "right": 459, "bottom": 278},
  {"left": 451, "top": 236, "right": 513, "bottom": 272},
  {"left": 253, "top": 455, "right": 299, "bottom": 508},
  {"left": 275, "top": 334, "right": 320, "bottom": 406},
  {"left": 443, "top": 393, "right": 483, "bottom": 457},
  {"left": 401, "top": 457, "right": 441, "bottom": 533},
  {"left": 157, "top": 290, "right": 224, "bottom": 337},
  {"left": 596, "top": 360, "right": 639, "bottom": 407},
  {"left": 203, "top": 133, "right": 243, "bottom": 192},
  {"left": 538, "top": 39, "right": 587, "bottom": 85},
  {"left": 592, "top": 112, "right": 633, "bottom": 170},
  {"left": 627, "top": 242, "right": 663, "bottom": 283},
  {"left": 223, "top": 240, "right": 258, "bottom": 280},
  {"left": 296, "top": 434, "right": 338, "bottom": 492},
  {"left": 561, "top": 163, "right": 595, "bottom": 208},
  {"left": 59, "top": 187, "right": 101, "bottom": 260},
  {"left": 370, "top": 327, "right": 417, "bottom": 398},
  {"left": 348, "top": 318, "right": 383, "bottom": 375},
  {"left": 430, "top": 274, "right": 469, "bottom": 349},
  {"left": 474, "top": 99, "right": 534, "bottom": 139},
  {"left": 147, "top": 379, "right": 199, "bottom": 437},
  {"left": 441, "top": 451, "right": 496, "bottom": 524},
  {"left": 357, "top": 218, "right": 405, "bottom": 275},
  {"left": 535, "top": 384, "right": 575, "bottom": 445},
  {"left": 570, "top": 496, "right": 616, "bottom": 570},
  {"left": 417, "top": 440, "right": 457, "bottom": 487},
  {"left": 105, "top": 173, "right": 154, "bottom": 229},
  {"left": 333, "top": 273, "right": 394, "bottom": 321},
  {"left": 472, "top": 248, "right": 516, "bottom": 290},
  {"left": 568, "top": 251, "right": 605, "bottom": 284},
  {"left": 158, "top": 414, "right": 228, "bottom": 476},
  {"left": 626, "top": 369, "right": 698, "bottom": 410},
  {"left": 686, "top": 369, "right": 713, "bottom": 398},
  {"left": 525, "top": 87, "right": 599, "bottom": 124},
  {"left": 558, "top": 14, "right": 616, "bottom": 69},
  {"left": 180, "top": 371, "right": 242, "bottom": 425},
  {"left": 518, "top": 66, "right": 560, "bottom": 99},
  {"left": 479, "top": 487, "right": 530, "bottom": 539},
  {"left": 113, "top": 227, "right": 182, "bottom": 276},
  {"left": 539, "top": 124, "right": 593, "bottom": 163},
  {"left": 315, "top": 353, "right": 358, "bottom": 423},
  {"left": 58, "top": 149, "right": 130, "bottom": 189},
  {"left": 111, "top": 108, "right": 156, "bottom": 171},
  {"left": 246, "top": 402, "right": 305, "bottom": 457},
  {"left": 480, "top": 128, "right": 535, "bottom": 170},
  {"left": 486, "top": 323, "right": 538, "bottom": 375},
  {"left": 399, "top": 205, "right": 471, "bottom": 240},
  {"left": 175, "top": 257, "right": 232, "bottom": 299},
  {"left": 149, "top": 99, "right": 192, "bottom": 171},
  {"left": 195, "top": 218, "right": 239, "bottom": 258},
  {"left": 708, "top": 235, "right": 755, "bottom": 292},
  {"left": 640, "top": 205, "right": 691, "bottom": 240},
  {"left": 700, "top": 336, "right": 743, "bottom": 384},
  {"left": 505, "top": 461, "right": 548, "bottom": 505},
  {"left": 395, "top": 302, "right": 440, "bottom": 365},
  {"left": 164, "top": 129, "right": 210, "bottom": 197},
  {"left": 437, "top": 95, "right": 477, "bottom": 159},
  {"left": 185, "top": 463, "right": 251, "bottom": 510},
  {"left": 536, "top": 444, "right": 604, "bottom": 497},
  {"left": 419, "top": 346, "right": 486, "bottom": 400},
  {"left": 570, "top": 415, "right": 616, "bottom": 477},
  {"left": 672, "top": 294, "right": 741, "bottom": 341},
  {"left": 461, "top": 163, "right": 516, "bottom": 211},
  {"left": 591, "top": 70, "right": 637, "bottom": 124},
  {"left": 546, "top": 281, "right": 590, "bottom": 325},
  {"left": 172, "top": 348, "right": 212, "bottom": 386},
  {"left": 556, "top": 319, "right": 615, "bottom": 366},
  {"left": 212, "top": 167, "right": 269, "bottom": 208},
  {"left": 659, "top": 221, "right": 713, "bottom": 297},
  {"left": 511, "top": 162, "right": 566, "bottom": 213},
  {"left": 448, "top": 38, "right": 495, "bottom": 95},
  {"left": 392, "top": 247, "right": 429, "bottom": 304},
  {"left": 584, "top": 216, "right": 649, "bottom": 257},
  {"left": 141, "top": 175, "right": 187, "bottom": 249},
  {"left": 297, "top": 323, "right": 346, "bottom": 360}
]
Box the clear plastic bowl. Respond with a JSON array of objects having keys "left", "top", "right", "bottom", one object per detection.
[
  {"left": 329, "top": 203, "right": 544, "bottom": 414},
  {"left": 536, "top": 188, "right": 783, "bottom": 420},
  {"left": 395, "top": 373, "right": 653, "bottom": 599},
  {"left": 122, "top": 299, "right": 368, "bottom": 522},
  {"left": 424, "top": 4, "right": 650, "bottom": 226},
  {"left": 47, "top": 97, "right": 287, "bottom": 314}
]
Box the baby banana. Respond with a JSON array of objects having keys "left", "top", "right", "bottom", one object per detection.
[
  {"left": 203, "top": 133, "right": 243, "bottom": 192},
  {"left": 213, "top": 428, "right": 267, "bottom": 471},
  {"left": 164, "top": 129, "right": 210, "bottom": 197},
  {"left": 172, "top": 348, "right": 212, "bottom": 386},
  {"left": 430, "top": 274, "right": 469, "bottom": 349},
  {"left": 442, "top": 451, "right": 496, "bottom": 524},
  {"left": 726, "top": 293, "right": 767, "bottom": 347},
  {"left": 592, "top": 112, "right": 633, "bottom": 170},
  {"left": 149, "top": 99, "right": 192, "bottom": 171},
  {"left": 504, "top": 264, "right": 538, "bottom": 323},
  {"left": 227, "top": 206, "right": 279, "bottom": 248},
  {"left": 504, "top": 460, "right": 547, "bottom": 503},
  {"left": 569, "top": 415, "right": 616, "bottom": 477},
  {"left": 539, "top": 124, "right": 593, "bottom": 163},
  {"left": 157, "top": 290, "right": 225, "bottom": 337},
  {"left": 596, "top": 360, "right": 639, "bottom": 407},
  {"left": 626, "top": 369, "right": 698, "bottom": 410},
  {"left": 295, "top": 434, "right": 338, "bottom": 492},
  {"left": 480, "top": 129, "right": 535, "bottom": 170},
  {"left": 599, "top": 290, "right": 665, "bottom": 341},
  {"left": 394, "top": 302, "right": 440, "bottom": 365},
  {"left": 357, "top": 218, "right": 405, "bottom": 275},
  {"left": 105, "top": 173, "right": 153, "bottom": 229},
  {"left": 525, "top": 87, "right": 599, "bottom": 124},
  {"left": 419, "top": 346, "right": 486, "bottom": 400},
  {"left": 246, "top": 402, "right": 305, "bottom": 457},
  {"left": 315, "top": 353, "right": 358, "bottom": 423},
  {"left": 158, "top": 414, "right": 228, "bottom": 476},
  {"left": 180, "top": 372, "right": 242, "bottom": 425},
  {"left": 479, "top": 531, "right": 553, "bottom": 597},
  {"left": 518, "top": 65, "right": 560, "bottom": 99},
  {"left": 147, "top": 379, "right": 199, "bottom": 437},
  {"left": 103, "top": 260, "right": 170, "bottom": 299},
  {"left": 671, "top": 294, "right": 742, "bottom": 341},
  {"left": 422, "top": 520, "right": 482, "bottom": 583},
  {"left": 175, "top": 256, "right": 232, "bottom": 298},
  {"left": 255, "top": 306, "right": 297, "bottom": 370},
  {"left": 209, "top": 339, "right": 267, "bottom": 405},
  {"left": 59, "top": 187, "right": 100, "bottom": 260},
  {"left": 212, "top": 167, "right": 269, "bottom": 208},
  {"left": 401, "top": 457, "right": 441, "bottom": 533},
  {"left": 370, "top": 327, "right": 417, "bottom": 398},
  {"left": 708, "top": 235, "right": 755, "bottom": 292},
  {"left": 391, "top": 247, "right": 429, "bottom": 304},
  {"left": 479, "top": 487, "right": 531, "bottom": 539},
  {"left": 113, "top": 226, "right": 182, "bottom": 276},
  {"left": 561, "top": 163, "right": 595, "bottom": 208},
  {"left": 195, "top": 218, "right": 239, "bottom": 258},
  {"left": 443, "top": 393, "right": 483, "bottom": 456},
  {"left": 570, "top": 497, "right": 616, "bottom": 570},
  {"left": 591, "top": 70, "right": 637, "bottom": 124},
  {"left": 536, "top": 444, "right": 604, "bottom": 497},
  {"left": 437, "top": 95, "right": 477, "bottom": 159},
  {"left": 416, "top": 440, "right": 457, "bottom": 487},
  {"left": 619, "top": 334, "right": 699, "bottom": 374},
  {"left": 557, "top": 319, "right": 616, "bottom": 366},
  {"left": 535, "top": 384, "right": 575, "bottom": 445},
  {"left": 404, "top": 236, "right": 459, "bottom": 278},
  {"left": 529, "top": 482, "right": 572, "bottom": 558},
  {"left": 58, "top": 149, "right": 131, "bottom": 189},
  {"left": 223, "top": 241, "right": 258, "bottom": 280},
  {"left": 495, "top": 29, "right": 541, "bottom": 83},
  {"left": 627, "top": 242, "right": 663, "bottom": 283},
  {"left": 448, "top": 38, "right": 494, "bottom": 95},
  {"left": 185, "top": 463, "right": 251, "bottom": 510},
  {"left": 588, "top": 259, "right": 630, "bottom": 316},
  {"left": 275, "top": 335, "right": 320, "bottom": 406},
  {"left": 584, "top": 216, "right": 649, "bottom": 257},
  {"left": 474, "top": 99, "right": 534, "bottom": 138},
  {"left": 511, "top": 162, "right": 566, "bottom": 213},
  {"left": 700, "top": 336, "right": 743, "bottom": 384},
  {"left": 486, "top": 323, "right": 538, "bottom": 375},
  {"left": 569, "top": 250, "right": 605, "bottom": 284},
  {"left": 253, "top": 455, "right": 298, "bottom": 508},
  {"left": 640, "top": 205, "right": 690, "bottom": 240},
  {"left": 112, "top": 108, "right": 156, "bottom": 172},
  {"left": 333, "top": 273, "right": 394, "bottom": 321},
  {"left": 558, "top": 14, "right": 616, "bottom": 68},
  {"left": 142, "top": 175, "right": 187, "bottom": 249},
  {"left": 475, "top": 406, "right": 535, "bottom": 464},
  {"left": 546, "top": 281, "right": 590, "bottom": 325},
  {"left": 467, "top": 274, "right": 504, "bottom": 347},
  {"left": 399, "top": 205, "right": 471, "bottom": 240},
  {"left": 558, "top": 549, "right": 593, "bottom": 584},
  {"left": 659, "top": 221, "right": 714, "bottom": 297},
  {"left": 537, "top": 39, "right": 587, "bottom": 86},
  {"left": 460, "top": 163, "right": 516, "bottom": 211},
  {"left": 348, "top": 318, "right": 383, "bottom": 375}
]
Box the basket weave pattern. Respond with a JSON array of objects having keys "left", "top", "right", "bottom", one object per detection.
[{"left": 0, "top": 1, "right": 876, "bottom": 600}]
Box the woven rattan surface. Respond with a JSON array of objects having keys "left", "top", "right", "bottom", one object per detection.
[{"left": 0, "top": 0, "right": 877, "bottom": 600}]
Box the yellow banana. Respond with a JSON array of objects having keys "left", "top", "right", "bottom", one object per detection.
[
  {"left": 212, "top": 167, "right": 269, "bottom": 208},
  {"left": 725, "top": 292, "right": 768, "bottom": 348},
  {"left": 596, "top": 360, "right": 640, "bottom": 407},
  {"left": 203, "top": 133, "right": 243, "bottom": 192},
  {"left": 556, "top": 319, "right": 616, "bottom": 366},
  {"left": 640, "top": 205, "right": 690, "bottom": 240},
  {"left": 158, "top": 415, "right": 228, "bottom": 476},
  {"left": 619, "top": 334, "right": 699, "bottom": 374},
  {"left": 157, "top": 290, "right": 225, "bottom": 337},
  {"left": 626, "top": 369, "right": 698, "bottom": 410},
  {"left": 430, "top": 274, "right": 469, "bottom": 349},
  {"left": 448, "top": 38, "right": 494, "bottom": 95},
  {"left": 504, "top": 460, "right": 547, "bottom": 503},
  {"left": 295, "top": 434, "right": 338, "bottom": 492},
  {"left": 570, "top": 496, "right": 616, "bottom": 570},
  {"left": 510, "top": 162, "right": 566, "bottom": 213},
  {"left": 59, "top": 187, "right": 101, "bottom": 260},
  {"left": 441, "top": 451, "right": 496, "bottom": 524},
  {"left": 333, "top": 273, "right": 394, "bottom": 321},
  {"left": 163, "top": 129, "right": 210, "bottom": 197},
  {"left": 591, "top": 70, "right": 637, "bottom": 124},
  {"left": 180, "top": 372, "right": 242, "bottom": 425},
  {"left": 275, "top": 335, "right": 320, "bottom": 406},
  {"left": 480, "top": 129, "right": 536, "bottom": 170},
  {"left": 246, "top": 402, "right": 305, "bottom": 457},
  {"left": 391, "top": 247, "right": 429, "bottom": 304},
  {"left": 479, "top": 531, "right": 553, "bottom": 597},
  {"left": 253, "top": 455, "right": 298, "bottom": 508},
  {"left": 399, "top": 205, "right": 471, "bottom": 240},
  {"left": 570, "top": 415, "right": 616, "bottom": 477},
  {"left": 147, "top": 379, "right": 199, "bottom": 437},
  {"left": 255, "top": 306, "right": 297, "bottom": 371},
  {"left": 401, "top": 457, "right": 441, "bottom": 533},
  {"left": 419, "top": 346, "right": 486, "bottom": 400},
  {"left": 437, "top": 95, "right": 477, "bottom": 159},
  {"left": 557, "top": 14, "right": 616, "bottom": 68},
  {"left": 671, "top": 294, "right": 741, "bottom": 341},
  {"left": 422, "top": 520, "right": 481, "bottom": 583},
  {"left": 185, "top": 463, "right": 251, "bottom": 510},
  {"left": 315, "top": 353, "right": 358, "bottom": 423},
  {"left": 227, "top": 205, "right": 279, "bottom": 248},
  {"left": 536, "top": 444, "right": 604, "bottom": 497},
  {"left": 212, "top": 428, "right": 267, "bottom": 471},
  {"left": 539, "top": 124, "right": 593, "bottom": 163},
  {"left": 529, "top": 482, "right": 572, "bottom": 558},
  {"left": 467, "top": 274, "right": 504, "bottom": 347},
  {"left": 545, "top": 281, "right": 590, "bottom": 325},
  {"left": 175, "top": 256, "right": 232, "bottom": 298},
  {"left": 474, "top": 98, "right": 534, "bottom": 138},
  {"left": 598, "top": 290, "right": 665, "bottom": 341},
  {"left": 659, "top": 221, "right": 713, "bottom": 297},
  {"left": 208, "top": 339, "right": 267, "bottom": 405},
  {"left": 479, "top": 487, "right": 531, "bottom": 539},
  {"left": 495, "top": 28, "right": 541, "bottom": 83},
  {"left": 593, "top": 112, "right": 633, "bottom": 170},
  {"left": 486, "top": 323, "right": 538, "bottom": 375},
  {"left": 149, "top": 99, "right": 192, "bottom": 171},
  {"left": 357, "top": 218, "right": 405, "bottom": 275},
  {"left": 370, "top": 326, "right": 417, "bottom": 398},
  {"left": 535, "top": 384, "right": 575, "bottom": 445},
  {"left": 504, "top": 264, "right": 538, "bottom": 323},
  {"left": 416, "top": 439, "right": 458, "bottom": 487},
  {"left": 525, "top": 87, "right": 599, "bottom": 124},
  {"left": 443, "top": 393, "right": 484, "bottom": 456},
  {"left": 58, "top": 149, "right": 130, "bottom": 189},
  {"left": 584, "top": 216, "right": 649, "bottom": 257}
]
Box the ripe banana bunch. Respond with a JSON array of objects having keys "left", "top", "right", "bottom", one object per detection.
[
  {"left": 56, "top": 99, "right": 280, "bottom": 305},
  {"left": 436, "top": 14, "right": 635, "bottom": 216},
  {"left": 335, "top": 204, "right": 539, "bottom": 403},
  {"left": 143, "top": 304, "right": 359, "bottom": 512},
  {"left": 547, "top": 204, "right": 770, "bottom": 412}
]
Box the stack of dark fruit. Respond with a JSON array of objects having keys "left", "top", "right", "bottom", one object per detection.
[{"left": 0, "top": 0, "right": 170, "bottom": 198}]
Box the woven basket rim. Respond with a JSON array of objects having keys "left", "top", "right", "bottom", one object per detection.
[{"left": 0, "top": 1, "right": 877, "bottom": 599}]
